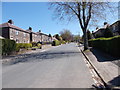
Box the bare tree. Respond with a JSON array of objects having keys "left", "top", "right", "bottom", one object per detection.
[
  {"left": 59, "top": 29, "right": 73, "bottom": 41},
  {"left": 49, "top": 1, "right": 117, "bottom": 50}
]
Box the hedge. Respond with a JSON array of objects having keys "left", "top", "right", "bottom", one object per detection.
[
  {"left": 52, "top": 40, "right": 61, "bottom": 46},
  {"left": 31, "top": 42, "right": 37, "bottom": 47},
  {"left": 89, "top": 35, "right": 120, "bottom": 57},
  {"left": 61, "top": 40, "right": 66, "bottom": 44},
  {"left": 37, "top": 43, "right": 42, "bottom": 49},
  {"left": 16, "top": 43, "right": 32, "bottom": 52},
  {"left": 1, "top": 39, "right": 16, "bottom": 55}
]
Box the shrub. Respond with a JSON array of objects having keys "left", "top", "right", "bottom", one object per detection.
[
  {"left": 31, "top": 42, "right": 37, "bottom": 47},
  {"left": 52, "top": 40, "right": 61, "bottom": 46},
  {"left": 1, "top": 39, "right": 16, "bottom": 55},
  {"left": 61, "top": 40, "right": 66, "bottom": 44},
  {"left": 16, "top": 43, "right": 32, "bottom": 52},
  {"left": 89, "top": 35, "right": 120, "bottom": 57},
  {"left": 37, "top": 43, "right": 42, "bottom": 49}
]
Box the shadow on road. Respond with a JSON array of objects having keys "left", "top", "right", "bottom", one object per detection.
[{"left": 4, "top": 50, "right": 81, "bottom": 65}]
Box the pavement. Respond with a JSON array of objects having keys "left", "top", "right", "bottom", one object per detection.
[
  {"left": 2, "top": 43, "right": 94, "bottom": 88},
  {"left": 80, "top": 45, "right": 120, "bottom": 88}
]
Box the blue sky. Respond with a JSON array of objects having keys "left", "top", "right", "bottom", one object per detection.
[{"left": 2, "top": 2, "right": 118, "bottom": 36}]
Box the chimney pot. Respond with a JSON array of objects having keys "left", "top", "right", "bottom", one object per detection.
[{"left": 8, "top": 20, "right": 14, "bottom": 24}]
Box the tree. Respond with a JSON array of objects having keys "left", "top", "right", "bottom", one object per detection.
[
  {"left": 54, "top": 34, "right": 63, "bottom": 41},
  {"left": 49, "top": 1, "right": 117, "bottom": 50},
  {"left": 59, "top": 29, "right": 73, "bottom": 42},
  {"left": 87, "top": 30, "right": 92, "bottom": 40},
  {"left": 73, "top": 35, "right": 81, "bottom": 42}
]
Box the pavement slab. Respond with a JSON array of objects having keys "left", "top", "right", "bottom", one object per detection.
[{"left": 82, "top": 47, "right": 120, "bottom": 88}]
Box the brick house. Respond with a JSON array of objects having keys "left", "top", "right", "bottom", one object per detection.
[
  {"left": 26, "top": 27, "right": 42, "bottom": 43},
  {"left": 0, "top": 20, "right": 53, "bottom": 43},
  {"left": 41, "top": 33, "right": 49, "bottom": 42},
  {"left": 0, "top": 20, "right": 30, "bottom": 43}
]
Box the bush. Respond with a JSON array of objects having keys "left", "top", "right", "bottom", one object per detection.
[
  {"left": 52, "top": 40, "right": 61, "bottom": 46},
  {"left": 31, "top": 42, "right": 37, "bottom": 47},
  {"left": 16, "top": 43, "right": 32, "bottom": 52},
  {"left": 61, "top": 40, "right": 66, "bottom": 44},
  {"left": 89, "top": 35, "right": 120, "bottom": 57},
  {"left": 1, "top": 39, "right": 16, "bottom": 55},
  {"left": 37, "top": 43, "right": 42, "bottom": 49}
]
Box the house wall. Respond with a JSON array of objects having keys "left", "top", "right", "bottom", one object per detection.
[
  {"left": 1, "top": 27, "right": 9, "bottom": 39},
  {"left": 41, "top": 34, "right": 49, "bottom": 42},
  {"left": 109, "top": 21, "right": 120, "bottom": 35},
  {"left": 0, "top": 23, "right": 51, "bottom": 44},
  {"left": 9, "top": 28, "right": 30, "bottom": 43},
  {"left": 93, "top": 28, "right": 106, "bottom": 38}
]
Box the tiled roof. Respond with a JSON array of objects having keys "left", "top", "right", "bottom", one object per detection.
[
  {"left": 0, "top": 22, "right": 29, "bottom": 33},
  {"left": 0, "top": 22, "right": 49, "bottom": 36}
]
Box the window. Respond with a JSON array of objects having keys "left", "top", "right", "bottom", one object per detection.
[
  {"left": 16, "top": 31, "right": 19, "bottom": 35},
  {"left": 24, "top": 33, "right": 26, "bottom": 37},
  {"left": 16, "top": 39, "right": 19, "bottom": 43}
]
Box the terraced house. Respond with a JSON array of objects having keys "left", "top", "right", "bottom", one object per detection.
[{"left": 0, "top": 20, "right": 51, "bottom": 43}]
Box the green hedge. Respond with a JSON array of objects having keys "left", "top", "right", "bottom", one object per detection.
[
  {"left": 52, "top": 40, "right": 61, "bottom": 46},
  {"left": 89, "top": 35, "right": 120, "bottom": 57},
  {"left": 31, "top": 42, "right": 37, "bottom": 47},
  {"left": 16, "top": 43, "right": 32, "bottom": 52},
  {"left": 1, "top": 39, "right": 16, "bottom": 55},
  {"left": 61, "top": 40, "right": 66, "bottom": 44}
]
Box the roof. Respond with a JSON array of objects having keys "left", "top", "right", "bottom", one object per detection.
[
  {"left": 0, "top": 22, "right": 30, "bottom": 33},
  {"left": 93, "top": 28, "right": 105, "bottom": 33},
  {"left": 109, "top": 20, "right": 120, "bottom": 27},
  {"left": 0, "top": 22, "right": 49, "bottom": 36}
]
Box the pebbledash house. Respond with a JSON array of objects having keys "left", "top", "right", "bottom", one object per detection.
[{"left": 0, "top": 20, "right": 52, "bottom": 43}]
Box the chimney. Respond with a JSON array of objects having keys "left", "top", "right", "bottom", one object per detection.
[
  {"left": 96, "top": 27, "right": 99, "bottom": 30},
  {"left": 104, "top": 22, "right": 109, "bottom": 28},
  {"left": 8, "top": 19, "right": 14, "bottom": 24},
  {"left": 104, "top": 22, "right": 108, "bottom": 25},
  {"left": 39, "top": 30, "right": 41, "bottom": 33},
  {"left": 29, "top": 27, "right": 32, "bottom": 31}
]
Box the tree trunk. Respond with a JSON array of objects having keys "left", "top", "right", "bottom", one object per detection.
[{"left": 83, "top": 29, "right": 88, "bottom": 51}]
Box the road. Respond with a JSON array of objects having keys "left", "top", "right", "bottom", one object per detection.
[{"left": 2, "top": 43, "right": 94, "bottom": 88}]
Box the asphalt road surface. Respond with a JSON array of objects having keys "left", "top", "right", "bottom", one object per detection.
[{"left": 2, "top": 43, "right": 94, "bottom": 88}]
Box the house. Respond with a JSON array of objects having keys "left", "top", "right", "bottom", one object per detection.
[
  {"left": 0, "top": 20, "right": 30, "bottom": 43},
  {"left": 109, "top": 20, "right": 120, "bottom": 36},
  {"left": 41, "top": 33, "right": 49, "bottom": 43},
  {"left": 26, "top": 27, "right": 42, "bottom": 43},
  {"left": 0, "top": 20, "right": 53, "bottom": 43},
  {"left": 92, "top": 28, "right": 106, "bottom": 38},
  {"left": 93, "top": 20, "right": 120, "bottom": 38}
]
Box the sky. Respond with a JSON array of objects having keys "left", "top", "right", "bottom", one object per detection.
[{"left": 1, "top": 2, "right": 119, "bottom": 36}]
